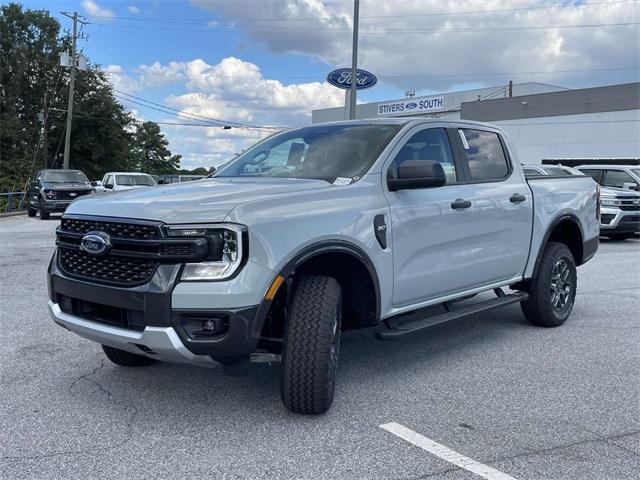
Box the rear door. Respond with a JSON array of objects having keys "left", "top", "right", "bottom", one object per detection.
[{"left": 449, "top": 127, "right": 533, "bottom": 285}]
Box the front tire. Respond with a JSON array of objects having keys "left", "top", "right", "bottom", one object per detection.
[
  {"left": 27, "top": 206, "right": 37, "bottom": 217},
  {"left": 280, "top": 276, "right": 342, "bottom": 415},
  {"left": 102, "top": 345, "right": 156, "bottom": 366},
  {"left": 39, "top": 200, "right": 50, "bottom": 220},
  {"left": 521, "top": 242, "right": 577, "bottom": 327}
]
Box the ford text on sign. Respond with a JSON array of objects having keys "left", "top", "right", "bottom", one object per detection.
[
  {"left": 327, "top": 68, "right": 378, "bottom": 90},
  {"left": 377, "top": 97, "right": 445, "bottom": 116}
]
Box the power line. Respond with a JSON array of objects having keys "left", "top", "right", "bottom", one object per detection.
[
  {"left": 108, "top": 66, "right": 638, "bottom": 79},
  {"left": 88, "top": 21, "right": 640, "bottom": 35},
  {"left": 86, "top": 0, "right": 637, "bottom": 24},
  {"left": 113, "top": 90, "right": 286, "bottom": 131}
]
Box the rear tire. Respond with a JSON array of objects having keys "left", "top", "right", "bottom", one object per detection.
[
  {"left": 102, "top": 345, "right": 156, "bottom": 366},
  {"left": 521, "top": 242, "right": 577, "bottom": 327},
  {"left": 280, "top": 276, "right": 342, "bottom": 415},
  {"left": 27, "top": 207, "right": 36, "bottom": 217}
]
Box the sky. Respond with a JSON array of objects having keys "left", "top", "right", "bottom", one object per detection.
[{"left": 20, "top": 0, "right": 640, "bottom": 170}]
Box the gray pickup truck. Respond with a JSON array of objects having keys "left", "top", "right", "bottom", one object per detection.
[{"left": 48, "top": 119, "right": 599, "bottom": 414}]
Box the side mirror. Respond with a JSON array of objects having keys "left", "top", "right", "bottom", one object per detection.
[
  {"left": 104, "top": 183, "right": 114, "bottom": 189},
  {"left": 622, "top": 182, "right": 639, "bottom": 191},
  {"left": 90, "top": 181, "right": 99, "bottom": 187},
  {"left": 388, "top": 160, "right": 447, "bottom": 191},
  {"left": 157, "top": 179, "right": 165, "bottom": 184}
]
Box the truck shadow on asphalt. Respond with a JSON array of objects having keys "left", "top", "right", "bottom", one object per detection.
[{"left": 67, "top": 302, "right": 533, "bottom": 417}]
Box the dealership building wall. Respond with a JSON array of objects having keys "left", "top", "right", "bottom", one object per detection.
[{"left": 311, "top": 82, "right": 640, "bottom": 165}]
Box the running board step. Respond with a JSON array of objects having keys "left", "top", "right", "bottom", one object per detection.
[{"left": 375, "top": 291, "right": 529, "bottom": 340}]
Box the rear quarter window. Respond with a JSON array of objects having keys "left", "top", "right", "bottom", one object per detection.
[{"left": 458, "top": 129, "right": 509, "bottom": 181}]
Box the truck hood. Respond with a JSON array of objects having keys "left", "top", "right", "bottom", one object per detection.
[
  {"left": 65, "top": 177, "right": 332, "bottom": 223},
  {"left": 600, "top": 186, "right": 640, "bottom": 198}
]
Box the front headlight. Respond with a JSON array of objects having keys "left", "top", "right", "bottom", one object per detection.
[
  {"left": 600, "top": 198, "right": 619, "bottom": 207},
  {"left": 165, "top": 223, "right": 245, "bottom": 281}
]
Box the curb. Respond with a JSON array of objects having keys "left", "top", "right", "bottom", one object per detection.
[{"left": 0, "top": 211, "right": 27, "bottom": 218}]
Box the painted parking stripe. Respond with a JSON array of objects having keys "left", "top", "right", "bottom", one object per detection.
[{"left": 380, "top": 422, "right": 517, "bottom": 480}]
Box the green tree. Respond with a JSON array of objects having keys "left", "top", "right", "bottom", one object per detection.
[
  {"left": 132, "top": 121, "right": 180, "bottom": 174},
  {"left": 0, "top": 3, "right": 182, "bottom": 189},
  {"left": 0, "top": 3, "right": 61, "bottom": 190}
]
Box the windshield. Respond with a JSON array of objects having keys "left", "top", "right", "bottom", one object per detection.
[
  {"left": 115, "top": 174, "right": 156, "bottom": 186},
  {"left": 215, "top": 124, "right": 403, "bottom": 183},
  {"left": 42, "top": 171, "right": 89, "bottom": 183},
  {"left": 632, "top": 169, "right": 640, "bottom": 179}
]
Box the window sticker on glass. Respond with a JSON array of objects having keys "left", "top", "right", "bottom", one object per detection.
[
  {"left": 458, "top": 130, "right": 470, "bottom": 150},
  {"left": 333, "top": 177, "right": 352, "bottom": 186}
]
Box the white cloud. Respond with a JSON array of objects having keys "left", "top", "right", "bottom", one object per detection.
[
  {"left": 106, "top": 57, "right": 344, "bottom": 170},
  {"left": 128, "top": 5, "right": 141, "bottom": 14},
  {"left": 81, "top": 0, "right": 115, "bottom": 19},
  {"left": 190, "top": 0, "right": 639, "bottom": 91}
]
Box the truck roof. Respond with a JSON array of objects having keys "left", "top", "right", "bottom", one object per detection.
[{"left": 312, "top": 118, "right": 499, "bottom": 129}]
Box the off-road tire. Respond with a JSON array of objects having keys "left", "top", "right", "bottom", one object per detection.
[
  {"left": 521, "top": 242, "right": 577, "bottom": 327},
  {"left": 280, "top": 275, "right": 342, "bottom": 415},
  {"left": 27, "top": 207, "right": 37, "bottom": 217},
  {"left": 102, "top": 345, "right": 156, "bottom": 366},
  {"left": 39, "top": 200, "right": 50, "bottom": 220}
]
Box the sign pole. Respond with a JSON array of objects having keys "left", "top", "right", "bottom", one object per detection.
[{"left": 349, "top": 0, "right": 359, "bottom": 120}]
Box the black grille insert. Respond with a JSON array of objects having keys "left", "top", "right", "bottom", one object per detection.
[
  {"left": 59, "top": 248, "right": 158, "bottom": 286},
  {"left": 61, "top": 217, "right": 161, "bottom": 239}
]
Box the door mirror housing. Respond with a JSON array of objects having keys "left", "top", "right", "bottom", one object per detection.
[
  {"left": 104, "top": 183, "right": 114, "bottom": 190},
  {"left": 388, "top": 160, "right": 447, "bottom": 191},
  {"left": 622, "top": 182, "right": 639, "bottom": 191}
]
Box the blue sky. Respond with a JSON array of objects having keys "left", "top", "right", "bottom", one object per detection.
[{"left": 20, "top": 0, "right": 640, "bottom": 169}]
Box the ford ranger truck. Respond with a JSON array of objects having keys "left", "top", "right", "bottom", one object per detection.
[{"left": 48, "top": 119, "right": 599, "bottom": 414}]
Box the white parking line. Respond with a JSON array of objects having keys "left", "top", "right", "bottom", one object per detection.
[{"left": 380, "top": 422, "right": 517, "bottom": 480}]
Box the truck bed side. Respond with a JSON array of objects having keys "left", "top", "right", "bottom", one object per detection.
[{"left": 524, "top": 176, "right": 600, "bottom": 279}]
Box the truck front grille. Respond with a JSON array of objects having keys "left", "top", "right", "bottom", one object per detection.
[
  {"left": 59, "top": 248, "right": 158, "bottom": 286},
  {"left": 56, "top": 190, "right": 92, "bottom": 201},
  {"left": 61, "top": 217, "right": 161, "bottom": 239}
]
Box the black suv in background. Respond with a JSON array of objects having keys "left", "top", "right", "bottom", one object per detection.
[{"left": 27, "top": 169, "right": 94, "bottom": 219}]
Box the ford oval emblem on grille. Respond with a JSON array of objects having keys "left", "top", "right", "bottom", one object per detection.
[{"left": 80, "top": 231, "right": 111, "bottom": 256}]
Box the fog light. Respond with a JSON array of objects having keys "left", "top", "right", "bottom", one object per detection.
[{"left": 202, "top": 319, "right": 217, "bottom": 331}]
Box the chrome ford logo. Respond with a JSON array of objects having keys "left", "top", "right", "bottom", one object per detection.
[{"left": 80, "top": 231, "right": 111, "bottom": 255}]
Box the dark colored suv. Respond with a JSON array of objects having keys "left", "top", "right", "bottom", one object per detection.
[{"left": 27, "top": 169, "right": 94, "bottom": 220}]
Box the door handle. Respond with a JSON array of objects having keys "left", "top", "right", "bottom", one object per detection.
[
  {"left": 451, "top": 198, "right": 472, "bottom": 210},
  {"left": 510, "top": 193, "right": 526, "bottom": 203}
]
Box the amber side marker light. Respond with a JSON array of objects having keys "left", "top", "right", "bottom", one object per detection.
[{"left": 265, "top": 275, "right": 284, "bottom": 301}]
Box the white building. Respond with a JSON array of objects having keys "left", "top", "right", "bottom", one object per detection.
[{"left": 311, "top": 82, "right": 640, "bottom": 165}]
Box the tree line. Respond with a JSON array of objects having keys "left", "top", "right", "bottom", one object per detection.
[{"left": 0, "top": 3, "right": 203, "bottom": 192}]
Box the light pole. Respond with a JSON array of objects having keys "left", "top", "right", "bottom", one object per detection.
[{"left": 349, "top": 0, "right": 359, "bottom": 120}]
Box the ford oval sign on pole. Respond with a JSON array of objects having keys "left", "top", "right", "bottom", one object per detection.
[{"left": 327, "top": 68, "right": 377, "bottom": 90}]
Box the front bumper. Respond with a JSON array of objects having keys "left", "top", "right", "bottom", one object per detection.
[
  {"left": 48, "top": 250, "right": 273, "bottom": 365},
  {"left": 48, "top": 301, "right": 218, "bottom": 366},
  {"left": 41, "top": 199, "right": 73, "bottom": 212},
  {"left": 600, "top": 207, "right": 640, "bottom": 234}
]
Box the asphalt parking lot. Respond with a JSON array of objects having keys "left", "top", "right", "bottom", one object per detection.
[{"left": 1, "top": 214, "right": 638, "bottom": 479}]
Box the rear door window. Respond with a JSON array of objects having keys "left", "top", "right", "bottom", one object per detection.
[{"left": 457, "top": 129, "right": 509, "bottom": 181}]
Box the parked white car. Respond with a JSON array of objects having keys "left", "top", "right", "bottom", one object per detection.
[{"left": 97, "top": 172, "right": 157, "bottom": 192}]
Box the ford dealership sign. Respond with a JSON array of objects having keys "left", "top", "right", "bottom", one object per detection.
[
  {"left": 377, "top": 96, "right": 445, "bottom": 116},
  {"left": 327, "top": 68, "right": 377, "bottom": 90}
]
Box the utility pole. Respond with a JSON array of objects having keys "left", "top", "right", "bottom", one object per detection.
[
  {"left": 61, "top": 11, "right": 79, "bottom": 170},
  {"left": 349, "top": 0, "right": 360, "bottom": 120},
  {"left": 42, "top": 92, "right": 48, "bottom": 168}
]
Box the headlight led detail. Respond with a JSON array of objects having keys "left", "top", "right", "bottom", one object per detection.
[
  {"left": 599, "top": 198, "right": 619, "bottom": 207},
  {"left": 165, "top": 223, "right": 245, "bottom": 281}
]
